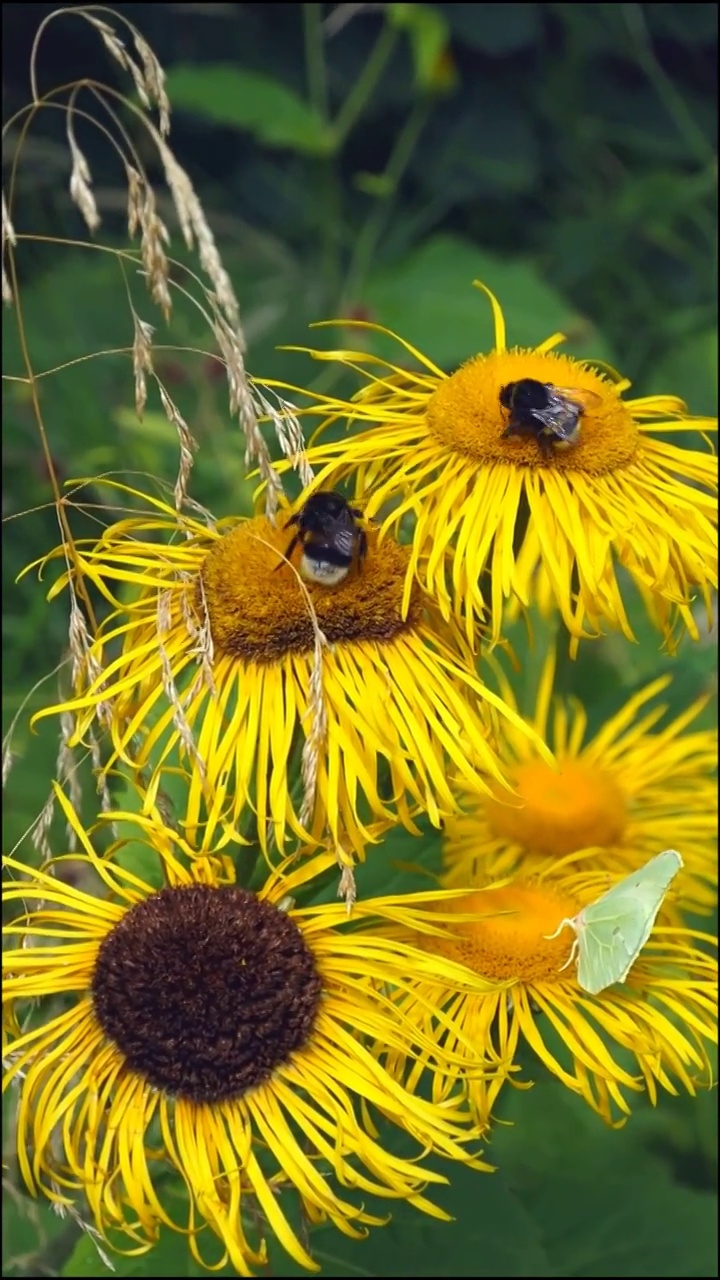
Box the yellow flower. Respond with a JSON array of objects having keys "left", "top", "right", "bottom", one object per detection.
[
  {"left": 383, "top": 862, "right": 718, "bottom": 1127},
  {"left": 442, "top": 648, "right": 718, "bottom": 917},
  {"left": 2, "top": 789, "right": 498, "bottom": 1276},
  {"left": 268, "top": 284, "right": 717, "bottom": 647},
  {"left": 31, "top": 482, "right": 546, "bottom": 861}
]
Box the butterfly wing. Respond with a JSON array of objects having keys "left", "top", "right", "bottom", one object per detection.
[
  {"left": 575, "top": 851, "right": 683, "bottom": 995},
  {"left": 575, "top": 901, "right": 633, "bottom": 995}
]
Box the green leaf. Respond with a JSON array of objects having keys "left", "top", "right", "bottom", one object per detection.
[
  {"left": 2, "top": 1175, "right": 76, "bottom": 1277},
  {"left": 324, "top": 1168, "right": 552, "bottom": 1276},
  {"left": 164, "top": 66, "right": 334, "bottom": 155},
  {"left": 354, "top": 171, "right": 396, "bottom": 198},
  {"left": 411, "top": 82, "right": 540, "bottom": 200},
  {"left": 628, "top": 1051, "right": 718, "bottom": 1192},
  {"left": 647, "top": 3, "right": 719, "bottom": 46},
  {"left": 354, "top": 818, "right": 445, "bottom": 900},
  {"left": 361, "top": 234, "right": 615, "bottom": 370},
  {"left": 579, "top": 561, "right": 718, "bottom": 716},
  {"left": 388, "top": 4, "right": 454, "bottom": 92},
  {"left": 493, "top": 1081, "right": 719, "bottom": 1277},
  {"left": 62, "top": 1227, "right": 195, "bottom": 1277},
  {"left": 546, "top": 3, "right": 634, "bottom": 55},
  {"left": 647, "top": 329, "right": 718, "bottom": 419},
  {"left": 445, "top": 2, "right": 541, "bottom": 54},
  {"left": 61, "top": 1233, "right": 115, "bottom": 1278}
]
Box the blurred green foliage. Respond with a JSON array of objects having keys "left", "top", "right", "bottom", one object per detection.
[{"left": 2, "top": 3, "right": 717, "bottom": 1277}]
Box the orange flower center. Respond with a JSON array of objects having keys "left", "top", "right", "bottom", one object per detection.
[
  {"left": 199, "top": 515, "right": 423, "bottom": 663},
  {"left": 426, "top": 348, "right": 639, "bottom": 473},
  {"left": 428, "top": 884, "right": 582, "bottom": 983},
  {"left": 485, "top": 758, "right": 627, "bottom": 857}
]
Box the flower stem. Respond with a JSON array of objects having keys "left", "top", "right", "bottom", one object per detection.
[
  {"left": 304, "top": 3, "right": 343, "bottom": 300},
  {"left": 621, "top": 3, "right": 715, "bottom": 166},
  {"left": 332, "top": 21, "right": 399, "bottom": 147},
  {"left": 303, "top": 2, "right": 329, "bottom": 122},
  {"left": 341, "top": 97, "right": 431, "bottom": 307}
]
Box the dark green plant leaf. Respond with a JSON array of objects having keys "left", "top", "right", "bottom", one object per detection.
[
  {"left": 628, "top": 1052, "right": 718, "bottom": 1193},
  {"left": 646, "top": 2, "right": 719, "bottom": 46},
  {"left": 647, "top": 329, "right": 718, "bottom": 419},
  {"left": 353, "top": 818, "right": 445, "bottom": 901},
  {"left": 319, "top": 1170, "right": 552, "bottom": 1277},
  {"left": 493, "top": 1082, "right": 718, "bottom": 1277},
  {"left": 361, "top": 234, "right": 615, "bottom": 370},
  {"left": 2, "top": 1176, "right": 76, "bottom": 1278},
  {"left": 444, "top": 3, "right": 541, "bottom": 54},
  {"left": 164, "top": 66, "right": 334, "bottom": 155},
  {"left": 62, "top": 1226, "right": 199, "bottom": 1277},
  {"left": 412, "top": 83, "right": 540, "bottom": 199},
  {"left": 388, "top": 4, "right": 454, "bottom": 91}
]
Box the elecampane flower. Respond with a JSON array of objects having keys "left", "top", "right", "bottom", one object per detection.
[
  {"left": 267, "top": 285, "right": 718, "bottom": 647},
  {"left": 31, "top": 482, "right": 546, "bottom": 861},
  {"left": 443, "top": 649, "right": 718, "bottom": 917},
  {"left": 382, "top": 860, "right": 718, "bottom": 1127},
  {"left": 2, "top": 789, "right": 499, "bottom": 1276}
]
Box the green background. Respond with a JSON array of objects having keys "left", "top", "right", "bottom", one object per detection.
[{"left": 2, "top": 3, "right": 717, "bottom": 1277}]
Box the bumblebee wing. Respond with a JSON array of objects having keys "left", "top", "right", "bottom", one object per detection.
[
  {"left": 552, "top": 386, "right": 603, "bottom": 410},
  {"left": 334, "top": 527, "right": 356, "bottom": 557}
]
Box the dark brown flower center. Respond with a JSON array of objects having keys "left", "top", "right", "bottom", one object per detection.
[{"left": 91, "top": 884, "right": 322, "bottom": 1103}]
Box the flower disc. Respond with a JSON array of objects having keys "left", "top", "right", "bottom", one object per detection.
[
  {"left": 427, "top": 348, "right": 639, "bottom": 472},
  {"left": 91, "top": 883, "right": 321, "bottom": 1102},
  {"left": 200, "top": 516, "right": 422, "bottom": 663}
]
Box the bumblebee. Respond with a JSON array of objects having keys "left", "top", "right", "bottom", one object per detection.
[
  {"left": 278, "top": 491, "right": 367, "bottom": 586},
  {"left": 499, "top": 378, "right": 602, "bottom": 457}
]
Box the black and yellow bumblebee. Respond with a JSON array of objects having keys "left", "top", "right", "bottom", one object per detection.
[
  {"left": 499, "top": 378, "right": 602, "bottom": 457},
  {"left": 278, "top": 491, "right": 367, "bottom": 586}
]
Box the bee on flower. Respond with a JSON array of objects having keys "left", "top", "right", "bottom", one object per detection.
[
  {"left": 29, "top": 481, "right": 549, "bottom": 863},
  {"left": 264, "top": 282, "right": 717, "bottom": 649}
]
